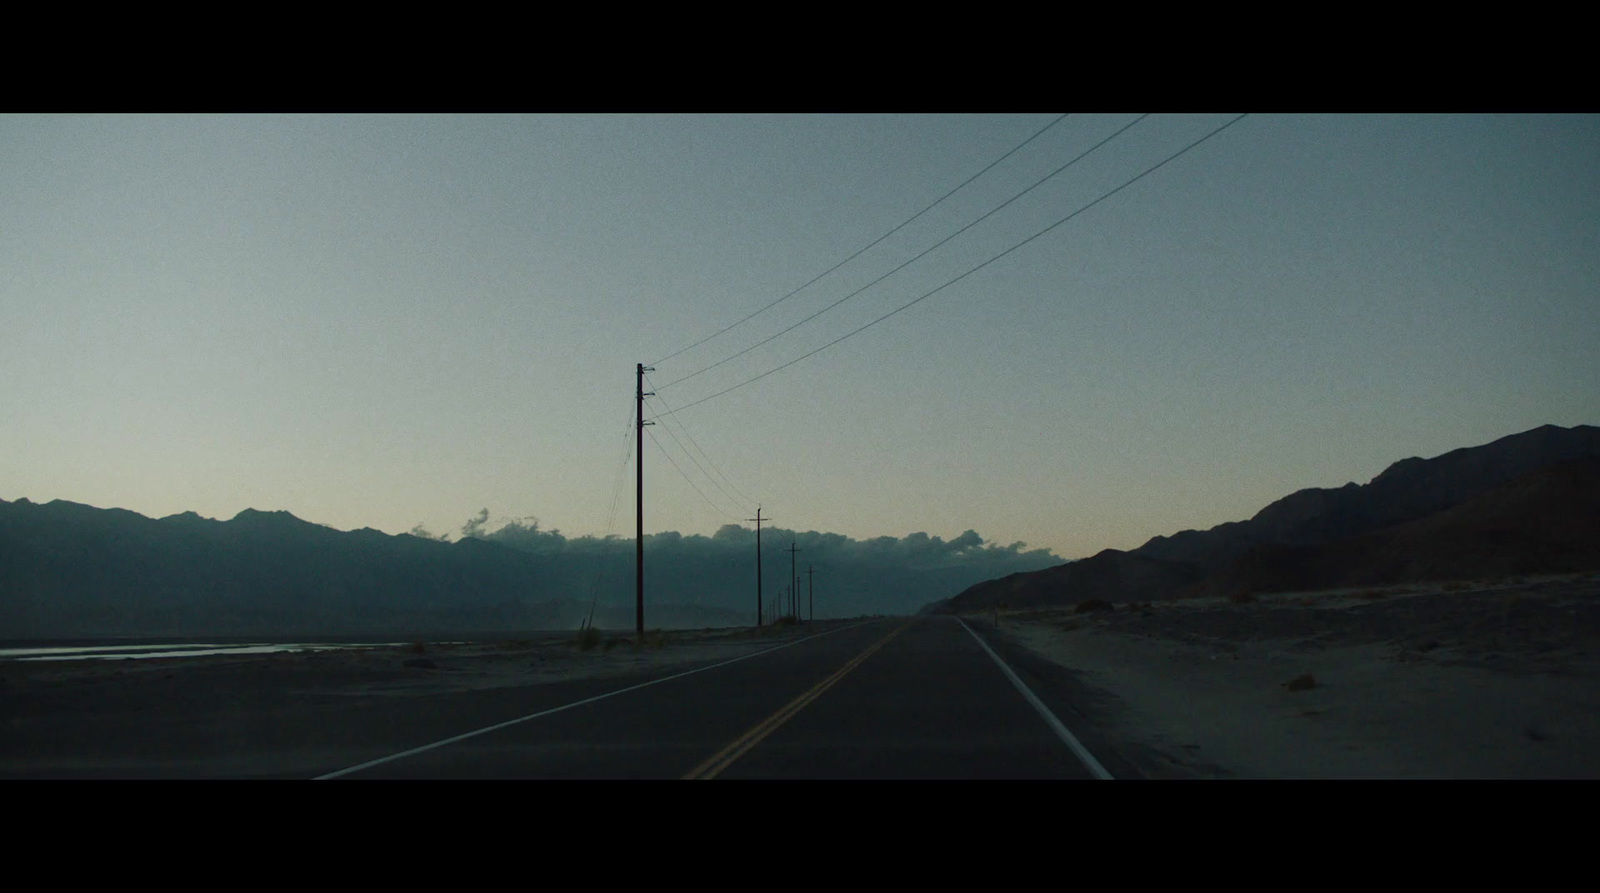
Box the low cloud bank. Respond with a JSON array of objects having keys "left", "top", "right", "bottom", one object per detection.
[{"left": 428, "top": 511, "right": 1064, "bottom": 622}]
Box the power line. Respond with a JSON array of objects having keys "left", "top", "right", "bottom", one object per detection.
[
  {"left": 645, "top": 372, "right": 759, "bottom": 508},
  {"left": 601, "top": 399, "right": 637, "bottom": 533},
  {"left": 648, "top": 114, "right": 1071, "bottom": 369},
  {"left": 580, "top": 399, "right": 638, "bottom": 630},
  {"left": 644, "top": 425, "right": 744, "bottom": 520},
  {"left": 594, "top": 397, "right": 638, "bottom": 540},
  {"left": 642, "top": 375, "right": 751, "bottom": 515},
  {"left": 656, "top": 114, "right": 1148, "bottom": 392},
  {"left": 660, "top": 114, "right": 1250, "bottom": 417}
]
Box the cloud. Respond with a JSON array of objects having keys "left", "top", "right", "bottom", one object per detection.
[{"left": 423, "top": 509, "right": 1065, "bottom": 618}]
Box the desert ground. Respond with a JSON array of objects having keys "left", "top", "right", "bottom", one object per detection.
[
  {"left": 0, "top": 620, "right": 850, "bottom": 706},
  {"left": 1, "top": 619, "right": 882, "bottom": 779},
  {"left": 7, "top": 577, "right": 1599, "bottom": 779},
  {"left": 987, "top": 571, "right": 1600, "bottom": 778}
]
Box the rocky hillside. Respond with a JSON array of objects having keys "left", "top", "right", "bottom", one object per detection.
[{"left": 929, "top": 424, "right": 1600, "bottom": 613}]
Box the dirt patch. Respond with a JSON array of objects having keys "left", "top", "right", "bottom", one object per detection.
[
  {"left": 0, "top": 620, "right": 865, "bottom": 701},
  {"left": 984, "top": 573, "right": 1600, "bottom": 778},
  {"left": 1034, "top": 574, "right": 1600, "bottom": 676}
]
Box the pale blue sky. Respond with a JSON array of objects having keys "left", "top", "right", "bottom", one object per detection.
[{"left": 4, "top": 113, "right": 1597, "bottom": 558}]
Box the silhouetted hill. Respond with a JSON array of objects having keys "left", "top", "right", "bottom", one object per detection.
[
  {"left": 1135, "top": 424, "right": 1600, "bottom": 571},
  {"left": 0, "top": 499, "right": 1061, "bottom": 638},
  {"left": 932, "top": 423, "right": 1600, "bottom": 613},
  {"left": 0, "top": 499, "right": 559, "bottom": 637},
  {"left": 928, "top": 551, "right": 1198, "bottom": 613},
  {"left": 1202, "top": 455, "right": 1600, "bottom": 595}
]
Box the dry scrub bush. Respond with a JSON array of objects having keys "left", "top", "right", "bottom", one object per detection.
[{"left": 1283, "top": 673, "right": 1317, "bottom": 692}]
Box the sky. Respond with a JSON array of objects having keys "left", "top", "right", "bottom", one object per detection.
[{"left": 4, "top": 113, "right": 1598, "bottom": 560}]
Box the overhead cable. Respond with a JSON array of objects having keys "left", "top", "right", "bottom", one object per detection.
[
  {"left": 657, "top": 113, "right": 1149, "bottom": 392},
  {"left": 648, "top": 113, "right": 1071, "bottom": 368},
  {"left": 645, "top": 372, "right": 759, "bottom": 508},
  {"left": 660, "top": 114, "right": 1251, "bottom": 416},
  {"left": 643, "top": 375, "right": 752, "bottom": 514},
  {"left": 644, "top": 426, "right": 744, "bottom": 520}
]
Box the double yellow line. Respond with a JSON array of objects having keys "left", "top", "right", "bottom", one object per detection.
[{"left": 683, "top": 619, "right": 914, "bottom": 779}]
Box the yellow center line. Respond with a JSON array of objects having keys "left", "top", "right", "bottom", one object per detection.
[{"left": 682, "top": 618, "right": 916, "bottom": 780}]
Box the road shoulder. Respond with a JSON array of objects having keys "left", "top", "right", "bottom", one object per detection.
[{"left": 972, "top": 576, "right": 1600, "bottom": 778}]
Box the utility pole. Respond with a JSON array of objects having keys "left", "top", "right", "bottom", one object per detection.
[
  {"left": 786, "top": 541, "right": 802, "bottom": 622},
  {"left": 636, "top": 362, "right": 654, "bottom": 640},
  {"left": 807, "top": 565, "right": 815, "bottom": 622},
  {"left": 747, "top": 507, "right": 768, "bottom": 628}
]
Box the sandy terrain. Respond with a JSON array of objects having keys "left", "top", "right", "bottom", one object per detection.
[
  {"left": 0, "top": 619, "right": 881, "bottom": 778},
  {"left": 988, "top": 572, "right": 1600, "bottom": 778},
  {"left": 0, "top": 621, "right": 854, "bottom": 703},
  {"left": 13, "top": 583, "right": 1599, "bottom": 779}
]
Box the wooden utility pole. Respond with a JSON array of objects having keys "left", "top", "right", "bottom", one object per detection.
[
  {"left": 636, "top": 363, "right": 654, "bottom": 640},
  {"left": 786, "top": 541, "right": 802, "bottom": 622},
  {"left": 807, "top": 565, "right": 815, "bottom": 622},
  {"left": 747, "top": 507, "right": 768, "bottom": 627}
]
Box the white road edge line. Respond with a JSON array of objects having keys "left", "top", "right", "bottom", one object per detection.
[
  {"left": 314, "top": 619, "right": 880, "bottom": 779},
  {"left": 956, "top": 617, "right": 1114, "bottom": 780}
]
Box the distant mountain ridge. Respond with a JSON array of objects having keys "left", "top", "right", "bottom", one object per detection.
[
  {"left": 1136, "top": 424, "right": 1600, "bottom": 569},
  {"left": 930, "top": 423, "right": 1600, "bottom": 614},
  {"left": 0, "top": 499, "right": 1059, "bottom": 638},
  {"left": 0, "top": 501, "right": 566, "bottom": 638},
  {"left": 1199, "top": 454, "right": 1600, "bottom": 595}
]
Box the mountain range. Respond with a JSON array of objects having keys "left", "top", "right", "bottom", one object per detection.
[
  {"left": 927, "top": 423, "right": 1600, "bottom": 614},
  {"left": 11, "top": 423, "right": 1594, "bottom": 636},
  {"left": 0, "top": 499, "right": 1058, "bottom": 639}
]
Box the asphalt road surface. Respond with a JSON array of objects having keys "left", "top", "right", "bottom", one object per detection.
[
  {"left": 3, "top": 615, "right": 1145, "bottom": 779},
  {"left": 320, "top": 616, "right": 1135, "bottom": 779}
]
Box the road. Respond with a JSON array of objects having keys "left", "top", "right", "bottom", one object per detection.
[
  {"left": 1, "top": 615, "right": 1144, "bottom": 779},
  {"left": 319, "top": 616, "right": 1132, "bottom": 779}
]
